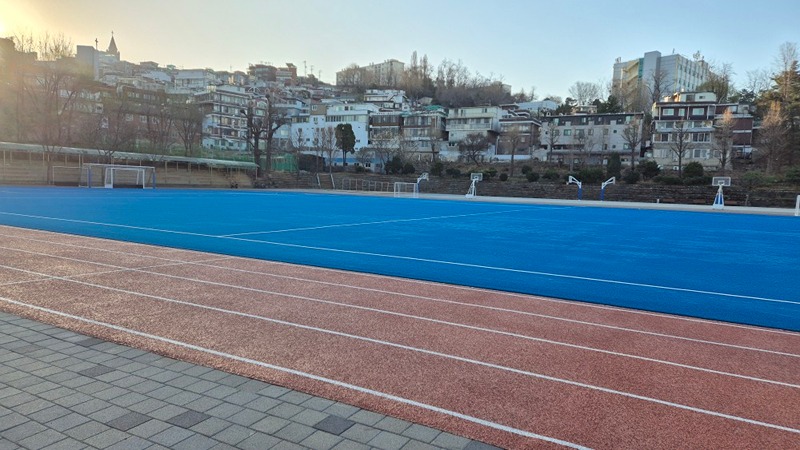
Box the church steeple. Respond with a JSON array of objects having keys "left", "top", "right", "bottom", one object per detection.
[{"left": 106, "top": 32, "right": 119, "bottom": 59}]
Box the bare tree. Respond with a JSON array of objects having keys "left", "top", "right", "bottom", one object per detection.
[
  {"left": 500, "top": 126, "right": 524, "bottom": 176},
  {"left": 568, "top": 81, "right": 602, "bottom": 106},
  {"left": 757, "top": 102, "right": 787, "bottom": 175},
  {"left": 647, "top": 69, "right": 673, "bottom": 109},
  {"left": 100, "top": 87, "right": 139, "bottom": 163},
  {"left": 261, "top": 91, "right": 291, "bottom": 174},
  {"left": 745, "top": 69, "right": 772, "bottom": 96},
  {"left": 713, "top": 108, "right": 735, "bottom": 175},
  {"left": 458, "top": 133, "right": 489, "bottom": 165},
  {"left": 621, "top": 117, "right": 645, "bottom": 169},
  {"left": 368, "top": 129, "right": 397, "bottom": 173},
  {"left": 314, "top": 126, "right": 336, "bottom": 173},
  {"left": 174, "top": 101, "right": 203, "bottom": 157},
  {"left": 699, "top": 62, "right": 734, "bottom": 102},
  {"left": 144, "top": 104, "right": 175, "bottom": 160},
  {"left": 543, "top": 122, "right": 560, "bottom": 163},
  {"left": 668, "top": 120, "right": 693, "bottom": 177}
]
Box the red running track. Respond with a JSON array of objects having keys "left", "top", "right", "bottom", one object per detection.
[{"left": 0, "top": 225, "right": 797, "bottom": 449}]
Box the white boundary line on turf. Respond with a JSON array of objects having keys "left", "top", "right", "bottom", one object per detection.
[
  {"left": 1, "top": 227, "right": 799, "bottom": 341},
  {"left": 0, "top": 297, "right": 589, "bottom": 450},
  {"left": 218, "top": 209, "right": 527, "bottom": 237},
  {"left": 1, "top": 289, "right": 798, "bottom": 437},
  {"left": 2, "top": 250, "right": 798, "bottom": 387},
  {"left": 0, "top": 211, "right": 795, "bottom": 308},
  {"left": 2, "top": 240, "right": 799, "bottom": 359}
]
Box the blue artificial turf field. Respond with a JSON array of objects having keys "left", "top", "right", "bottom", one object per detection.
[{"left": 1, "top": 186, "right": 798, "bottom": 331}]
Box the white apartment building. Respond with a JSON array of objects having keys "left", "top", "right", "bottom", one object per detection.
[
  {"left": 613, "top": 51, "right": 713, "bottom": 110},
  {"left": 539, "top": 112, "right": 645, "bottom": 166},
  {"left": 336, "top": 59, "right": 405, "bottom": 87},
  {"left": 649, "top": 91, "right": 753, "bottom": 172},
  {"left": 444, "top": 106, "right": 502, "bottom": 161}
]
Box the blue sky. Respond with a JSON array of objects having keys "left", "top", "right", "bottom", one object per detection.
[{"left": 2, "top": 0, "right": 798, "bottom": 98}]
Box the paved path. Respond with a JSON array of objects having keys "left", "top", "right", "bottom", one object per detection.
[{"left": 0, "top": 311, "right": 498, "bottom": 450}]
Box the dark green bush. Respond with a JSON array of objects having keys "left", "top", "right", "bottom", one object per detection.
[
  {"left": 784, "top": 167, "right": 800, "bottom": 184},
  {"left": 639, "top": 160, "right": 661, "bottom": 180},
  {"left": 623, "top": 169, "right": 640, "bottom": 184},
  {"left": 402, "top": 163, "right": 415, "bottom": 175},
  {"left": 526, "top": 172, "right": 540, "bottom": 182},
  {"left": 445, "top": 168, "right": 461, "bottom": 178},
  {"left": 655, "top": 175, "right": 682, "bottom": 185},
  {"left": 354, "top": 165, "right": 366, "bottom": 173},
  {"left": 483, "top": 168, "right": 498, "bottom": 178},
  {"left": 521, "top": 165, "right": 533, "bottom": 174},
  {"left": 430, "top": 161, "right": 444, "bottom": 177},
  {"left": 683, "top": 176, "right": 710, "bottom": 186},
  {"left": 576, "top": 168, "right": 605, "bottom": 184},
  {"left": 606, "top": 154, "right": 622, "bottom": 179},
  {"left": 683, "top": 161, "right": 704, "bottom": 178},
  {"left": 499, "top": 173, "right": 508, "bottom": 181},
  {"left": 542, "top": 170, "right": 560, "bottom": 181}
]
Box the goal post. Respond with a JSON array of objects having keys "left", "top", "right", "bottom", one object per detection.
[
  {"left": 80, "top": 164, "right": 156, "bottom": 189},
  {"left": 51, "top": 166, "right": 82, "bottom": 186},
  {"left": 393, "top": 181, "right": 419, "bottom": 198}
]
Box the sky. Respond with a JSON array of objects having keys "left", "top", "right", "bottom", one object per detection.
[{"left": 1, "top": 0, "right": 798, "bottom": 99}]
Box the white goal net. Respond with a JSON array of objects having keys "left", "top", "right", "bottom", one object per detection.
[
  {"left": 393, "top": 181, "right": 419, "bottom": 198},
  {"left": 80, "top": 164, "right": 156, "bottom": 189}
]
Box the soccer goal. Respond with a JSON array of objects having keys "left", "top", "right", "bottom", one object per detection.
[
  {"left": 80, "top": 164, "right": 156, "bottom": 189},
  {"left": 50, "top": 166, "right": 82, "bottom": 186},
  {"left": 393, "top": 181, "right": 419, "bottom": 198}
]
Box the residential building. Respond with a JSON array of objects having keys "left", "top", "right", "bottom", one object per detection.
[
  {"left": 401, "top": 107, "right": 447, "bottom": 162},
  {"left": 444, "top": 106, "right": 502, "bottom": 161},
  {"left": 496, "top": 108, "right": 541, "bottom": 162},
  {"left": 612, "top": 51, "right": 713, "bottom": 111},
  {"left": 195, "top": 85, "right": 250, "bottom": 151},
  {"left": 336, "top": 59, "right": 404, "bottom": 88},
  {"left": 650, "top": 92, "right": 754, "bottom": 171},
  {"left": 539, "top": 112, "right": 645, "bottom": 166}
]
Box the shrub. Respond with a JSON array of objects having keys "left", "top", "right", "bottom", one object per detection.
[
  {"left": 542, "top": 170, "right": 560, "bottom": 181},
  {"left": 576, "top": 167, "right": 605, "bottom": 184},
  {"left": 741, "top": 171, "right": 767, "bottom": 190},
  {"left": 784, "top": 167, "right": 800, "bottom": 184},
  {"left": 521, "top": 165, "right": 533, "bottom": 174},
  {"left": 606, "top": 154, "right": 622, "bottom": 179},
  {"left": 623, "top": 169, "right": 640, "bottom": 184},
  {"left": 683, "top": 161, "right": 704, "bottom": 178},
  {"left": 639, "top": 160, "right": 661, "bottom": 180},
  {"left": 654, "top": 175, "right": 682, "bottom": 185},
  {"left": 430, "top": 161, "right": 444, "bottom": 177},
  {"left": 402, "top": 163, "right": 415, "bottom": 175},
  {"left": 354, "top": 165, "right": 366, "bottom": 173},
  {"left": 483, "top": 168, "right": 498, "bottom": 179},
  {"left": 683, "top": 176, "right": 711, "bottom": 186},
  {"left": 499, "top": 173, "right": 508, "bottom": 181},
  {"left": 445, "top": 168, "right": 461, "bottom": 178},
  {"left": 526, "top": 172, "right": 540, "bottom": 182}
]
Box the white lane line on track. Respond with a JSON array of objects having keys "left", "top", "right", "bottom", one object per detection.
[
  {"left": 0, "top": 212, "right": 796, "bottom": 307},
  {"left": 0, "top": 296, "right": 589, "bottom": 450},
  {"left": 0, "top": 237, "right": 797, "bottom": 357},
  {"left": 1, "top": 290, "right": 799, "bottom": 437},
  {"left": 218, "top": 209, "right": 528, "bottom": 237},
  {"left": 3, "top": 251, "right": 798, "bottom": 388},
  {"left": 2, "top": 227, "right": 796, "bottom": 338}
]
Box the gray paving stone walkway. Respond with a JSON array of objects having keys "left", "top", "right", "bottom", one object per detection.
[{"left": 0, "top": 311, "right": 501, "bottom": 450}]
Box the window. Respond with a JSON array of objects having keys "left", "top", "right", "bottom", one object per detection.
[
  {"left": 563, "top": 129, "right": 572, "bottom": 136},
  {"left": 693, "top": 149, "right": 705, "bottom": 158},
  {"left": 662, "top": 108, "right": 675, "bottom": 116},
  {"left": 587, "top": 129, "right": 594, "bottom": 135},
  {"left": 692, "top": 107, "right": 705, "bottom": 116}
]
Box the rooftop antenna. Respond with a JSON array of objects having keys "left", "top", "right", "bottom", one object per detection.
[{"left": 303, "top": 60, "right": 307, "bottom": 76}]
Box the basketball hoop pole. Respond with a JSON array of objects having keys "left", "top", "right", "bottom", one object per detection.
[
  {"left": 600, "top": 177, "right": 615, "bottom": 201},
  {"left": 567, "top": 176, "right": 582, "bottom": 200},
  {"left": 713, "top": 184, "right": 725, "bottom": 210}
]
